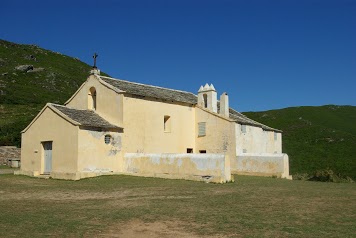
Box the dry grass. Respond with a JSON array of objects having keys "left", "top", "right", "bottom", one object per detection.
[{"left": 0, "top": 174, "right": 355, "bottom": 237}]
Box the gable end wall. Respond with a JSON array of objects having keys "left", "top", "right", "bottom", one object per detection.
[
  {"left": 20, "top": 107, "right": 79, "bottom": 175},
  {"left": 65, "top": 75, "right": 123, "bottom": 127}
]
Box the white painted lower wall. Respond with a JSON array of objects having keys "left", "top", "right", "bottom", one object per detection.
[
  {"left": 235, "top": 124, "right": 282, "bottom": 155},
  {"left": 233, "top": 153, "right": 291, "bottom": 179},
  {"left": 123, "top": 153, "right": 232, "bottom": 183}
]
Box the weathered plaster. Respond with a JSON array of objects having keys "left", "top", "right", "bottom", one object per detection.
[
  {"left": 77, "top": 129, "right": 123, "bottom": 173},
  {"left": 124, "top": 153, "right": 232, "bottom": 183},
  {"left": 234, "top": 153, "right": 291, "bottom": 179},
  {"left": 235, "top": 124, "right": 282, "bottom": 155}
]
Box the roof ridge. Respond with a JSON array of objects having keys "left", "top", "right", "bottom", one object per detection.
[
  {"left": 97, "top": 76, "right": 281, "bottom": 132},
  {"left": 50, "top": 103, "right": 93, "bottom": 112},
  {"left": 99, "top": 76, "right": 197, "bottom": 97}
]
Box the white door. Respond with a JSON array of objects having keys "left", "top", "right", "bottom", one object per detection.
[{"left": 43, "top": 142, "right": 52, "bottom": 174}]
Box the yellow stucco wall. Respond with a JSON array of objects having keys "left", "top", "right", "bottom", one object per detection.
[
  {"left": 77, "top": 129, "right": 123, "bottom": 173},
  {"left": 122, "top": 96, "right": 195, "bottom": 154},
  {"left": 20, "top": 107, "right": 78, "bottom": 175},
  {"left": 66, "top": 75, "right": 124, "bottom": 127},
  {"left": 195, "top": 107, "right": 237, "bottom": 160}
]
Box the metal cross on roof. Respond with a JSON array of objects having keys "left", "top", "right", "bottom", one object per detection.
[{"left": 93, "top": 53, "right": 98, "bottom": 68}]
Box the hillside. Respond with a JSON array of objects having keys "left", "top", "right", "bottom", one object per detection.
[
  {"left": 0, "top": 39, "right": 108, "bottom": 146},
  {"left": 244, "top": 105, "right": 356, "bottom": 178}
]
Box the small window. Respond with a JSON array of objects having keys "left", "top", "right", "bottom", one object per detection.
[
  {"left": 241, "top": 125, "right": 246, "bottom": 133},
  {"left": 274, "top": 132, "right": 278, "bottom": 141},
  {"left": 104, "top": 135, "right": 111, "bottom": 144},
  {"left": 203, "top": 94, "right": 208, "bottom": 108},
  {"left": 88, "top": 87, "right": 97, "bottom": 110},
  {"left": 198, "top": 122, "right": 206, "bottom": 137},
  {"left": 199, "top": 150, "right": 206, "bottom": 153},
  {"left": 187, "top": 148, "right": 193, "bottom": 153},
  {"left": 243, "top": 149, "right": 247, "bottom": 153},
  {"left": 164, "top": 115, "right": 171, "bottom": 132}
]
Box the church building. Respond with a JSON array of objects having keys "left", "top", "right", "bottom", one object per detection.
[{"left": 18, "top": 67, "right": 291, "bottom": 182}]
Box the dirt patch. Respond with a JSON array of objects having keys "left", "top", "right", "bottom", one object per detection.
[
  {"left": 0, "top": 190, "right": 134, "bottom": 201},
  {"left": 97, "top": 219, "right": 223, "bottom": 238}
]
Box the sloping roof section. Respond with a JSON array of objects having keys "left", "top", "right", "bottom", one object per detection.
[
  {"left": 215, "top": 102, "right": 281, "bottom": 132},
  {"left": 98, "top": 76, "right": 281, "bottom": 132},
  {"left": 99, "top": 76, "right": 198, "bottom": 104},
  {"left": 229, "top": 108, "right": 281, "bottom": 132},
  {"left": 50, "top": 104, "right": 120, "bottom": 129}
]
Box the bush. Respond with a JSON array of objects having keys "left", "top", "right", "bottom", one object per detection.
[
  {"left": 293, "top": 169, "right": 354, "bottom": 183},
  {"left": 292, "top": 173, "right": 312, "bottom": 181}
]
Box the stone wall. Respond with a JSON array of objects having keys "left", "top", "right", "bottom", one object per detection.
[
  {"left": 233, "top": 153, "right": 291, "bottom": 179},
  {"left": 123, "top": 153, "right": 232, "bottom": 183},
  {"left": 0, "top": 146, "right": 21, "bottom": 165}
]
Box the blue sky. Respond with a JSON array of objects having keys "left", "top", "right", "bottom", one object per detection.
[{"left": 1, "top": 0, "right": 355, "bottom": 112}]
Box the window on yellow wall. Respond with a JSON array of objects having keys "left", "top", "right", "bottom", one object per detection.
[
  {"left": 104, "top": 134, "right": 111, "bottom": 144},
  {"left": 198, "top": 122, "right": 206, "bottom": 137},
  {"left": 164, "top": 115, "right": 171, "bottom": 132},
  {"left": 88, "top": 87, "right": 97, "bottom": 110}
]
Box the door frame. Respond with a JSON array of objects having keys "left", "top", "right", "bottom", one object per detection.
[{"left": 41, "top": 141, "right": 53, "bottom": 174}]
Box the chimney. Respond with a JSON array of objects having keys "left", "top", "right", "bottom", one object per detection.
[
  {"left": 220, "top": 92, "right": 229, "bottom": 117},
  {"left": 197, "top": 83, "right": 217, "bottom": 113}
]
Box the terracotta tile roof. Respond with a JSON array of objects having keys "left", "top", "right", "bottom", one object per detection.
[{"left": 50, "top": 104, "right": 120, "bottom": 129}]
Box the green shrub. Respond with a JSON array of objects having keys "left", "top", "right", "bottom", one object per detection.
[{"left": 293, "top": 169, "right": 354, "bottom": 183}]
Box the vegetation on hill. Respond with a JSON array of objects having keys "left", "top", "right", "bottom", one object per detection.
[
  {"left": 0, "top": 39, "right": 108, "bottom": 146},
  {"left": 244, "top": 105, "right": 356, "bottom": 179}
]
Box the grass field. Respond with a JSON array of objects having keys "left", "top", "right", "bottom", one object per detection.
[
  {"left": 0, "top": 165, "right": 14, "bottom": 169},
  {"left": 0, "top": 175, "right": 355, "bottom": 237}
]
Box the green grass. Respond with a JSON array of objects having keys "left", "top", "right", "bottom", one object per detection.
[
  {"left": 0, "top": 165, "right": 13, "bottom": 169},
  {"left": 244, "top": 105, "right": 356, "bottom": 179},
  {"left": 0, "top": 174, "right": 355, "bottom": 237}
]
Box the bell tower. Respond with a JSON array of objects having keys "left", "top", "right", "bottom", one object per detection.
[{"left": 197, "top": 83, "right": 217, "bottom": 113}]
